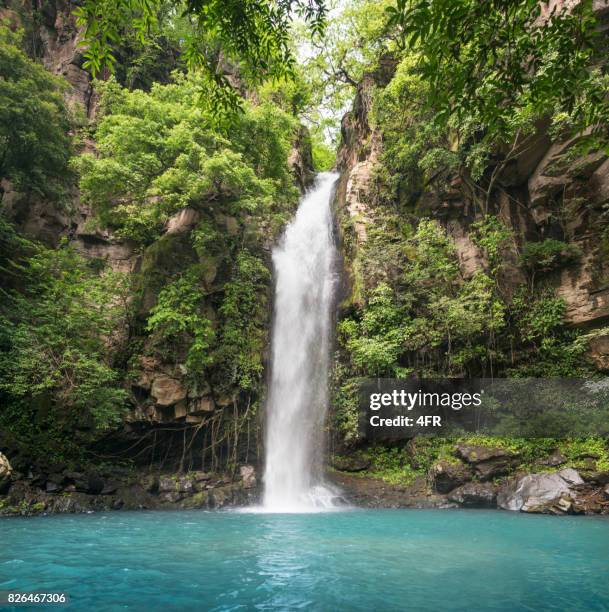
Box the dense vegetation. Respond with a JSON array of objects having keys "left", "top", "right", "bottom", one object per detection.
[
  {"left": 1, "top": 0, "right": 609, "bottom": 486},
  {"left": 321, "top": 0, "right": 609, "bottom": 470},
  {"left": 0, "top": 16, "right": 307, "bottom": 471}
]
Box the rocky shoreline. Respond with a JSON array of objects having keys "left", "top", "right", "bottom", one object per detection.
[
  {"left": 0, "top": 452, "right": 260, "bottom": 517},
  {"left": 330, "top": 443, "right": 609, "bottom": 516},
  {"left": 2, "top": 444, "right": 609, "bottom": 517}
]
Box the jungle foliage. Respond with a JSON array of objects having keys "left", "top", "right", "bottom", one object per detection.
[
  {"left": 0, "top": 27, "right": 72, "bottom": 198},
  {"left": 75, "top": 0, "right": 327, "bottom": 116}
]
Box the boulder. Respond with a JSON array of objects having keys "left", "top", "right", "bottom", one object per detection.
[
  {"left": 587, "top": 334, "right": 609, "bottom": 371},
  {"left": 151, "top": 376, "right": 187, "bottom": 407},
  {"left": 47, "top": 472, "right": 66, "bottom": 485},
  {"left": 448, "top": 482, "right": 497, "bottom": 508},
  {"left": 158, "top": 475, "right": 195, "bottom": 497},
  {"left": 158, "top": 477, "right": 177, "bottom": 494},
  {"left": 240, "top": 465, "right": 257, "bottom": 489},
  {"left": 331, "top": 454, "right": 371, "bottom": 473},
  {"left": 142, "top": 474, "right": 159, "bottom": 493},
  {"left": 540, "top": 452, "right": 566, "bottom": 467},
  {"left": 497, "top": 472, "right": 572, "bottom": 513},
  {"left": 87, "top": 473, "right": 105, "bottom": 495},
  {"left": 583, "top": 471, "right": 609, "bottom": 486},
  {"left": 557, "top": 468, "right": 584, "bottom": 486},
  {"left": 431, "top": 460, "right": 471, "bottom": 493},
  {"left": 454, "top": 444, "right": 518, "bottom": 481},
  {"left": 101, "top": 482, "right": 118, "bottom": 495}
]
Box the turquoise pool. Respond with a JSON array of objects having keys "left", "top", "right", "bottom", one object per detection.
[{"left": 1, "top": 509, "right": 608, "bottom": 611}]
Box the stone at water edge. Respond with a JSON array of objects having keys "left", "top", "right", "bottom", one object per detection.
[
  {"left": 0, "top": 452, "right": 13, "bottom": 493},
  {"left": 431, "top": 460, "right": 471, "bottom": 494},
  {"left": 240, "top": 465, "right": 257, "bottom": 489},
  {"left": 557, "top": 467, "right": 584, "bottom": 486},
  {"left": 448, "top": 482, "right": 497, "bottom": 508},
  {"left": 497, "top": 471, "right": 584, "bottom": 513}
]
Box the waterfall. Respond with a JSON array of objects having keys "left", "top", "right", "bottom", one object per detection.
[{"left": 263, "top": 172, "right": 340, "bottom": 512}]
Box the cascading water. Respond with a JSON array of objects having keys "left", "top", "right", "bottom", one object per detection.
[{"left": 263, "top": 172, "right": 340, "bottom": 512}]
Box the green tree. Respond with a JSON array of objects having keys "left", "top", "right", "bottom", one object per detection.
[
  {"left": 0, "top": 27, "right": 72, "bottom": 197},
  {"left": 75, "top": 0, "right": 327, "bottom": 115},
  {"left": 0, "top": 240, "right": 129, "bottom": 430},
  {"left": 75, "top": 75, "right": 299, "bottom": 243},
  {"left": 388, "top": 0, "right": 609, "bottom": 144}
]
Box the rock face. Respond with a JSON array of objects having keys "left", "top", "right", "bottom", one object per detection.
[
  {"left": 34, "top": 0, "right": 95, "bottom": 115},
  {"left": 288, "top": 125, "right": 315, "bottom": 190},
  {"left": 150, "top": 376, "right": 187, "bottom": 407},
  {"left": 448, "top": 482, "right": 497, "bottom": 508},
  {"left": 454, "top": 444, "right": 519, "bottom": 481},
  {"left": 334, "top": 44, "right": 609, "bottom": 373},
  {"left": 431, "top": 460, "right": 471, "bottom": 493}
]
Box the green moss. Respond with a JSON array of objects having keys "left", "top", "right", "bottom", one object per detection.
[{"left": 181, "top": 491, "right": 210, "bottom": 508}]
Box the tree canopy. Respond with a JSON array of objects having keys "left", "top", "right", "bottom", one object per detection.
[
  {"left": 0, "top": 27, "right": 72, "bottom": 197},
  {"left": 75, "top": 0, "right": 327, "bottom": 115},
  {"left": 387, "top": 0, "right": 609, "bottom": 143}
]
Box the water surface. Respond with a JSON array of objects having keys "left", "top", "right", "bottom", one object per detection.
[{"left": 1, "top": 509, "right": 608, "bottom": 611}]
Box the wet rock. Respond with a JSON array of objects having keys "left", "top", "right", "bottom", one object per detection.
[
  {"left": 431, "top": 460, "right": 471, "bottom": 493},
  {"left": 0, "top": 452, "right": 14, "bottom": 493},
  {"left": 454, "top": 444, "right": 518, "bottom": 481},
  {"left": 87, "top": 473, "right": 105, "bottom": 495},
  {"left": 448, "top": 482, "right": 497, "bottom": 508},
  {"left": 331, "top": 454, "right": 371, "bottom": 473},
  {"left": 46, "top": 481, "right": 61, "bottom": 493},
  {"left": 497, "top": 472, "right": 571, "bottom": 512},
  {"left": 142, "top": 474, "right": 160, "bottom": 493},
  {"left": 158, "top": 477, "right": 177, "bottom": 494},
  {"left": 101, "top": 482, "right": 118, "bottom": 495},
  {"left": 240, "top": 465, "right": 257, "bottom": 489}
]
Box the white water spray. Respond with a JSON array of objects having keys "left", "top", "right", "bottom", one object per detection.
[{"left": 263, "top": 172, "right": 340, "bottom": 512}]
